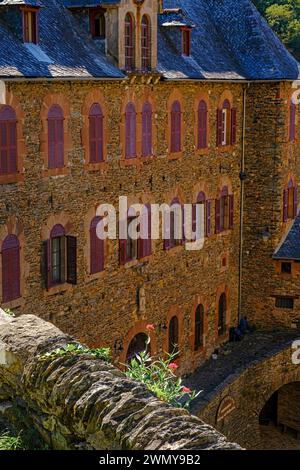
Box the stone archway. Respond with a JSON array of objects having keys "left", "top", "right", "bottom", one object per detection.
[
  {"left": 126, "top": 332, "right": 150, "bottom": 363},
  {"left": 258, "top": 382, "right": 300, "bottom": 449}
]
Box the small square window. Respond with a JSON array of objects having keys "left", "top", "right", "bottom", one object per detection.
[
  {"left": 281, "top": 262, "right": 292, "bottom": 274},
  {"left": 275, "top": 297, "right": 294, "bottom": 309}
]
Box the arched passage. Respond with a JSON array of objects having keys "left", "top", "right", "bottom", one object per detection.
[{"left": 126, "top": 332, "right": 150, "bottom": 363}]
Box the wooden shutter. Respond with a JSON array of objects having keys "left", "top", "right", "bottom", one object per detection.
[
  {"left": 41, "top": 240, "right": 51, "bottom": 289},
  {"left": 142, "top": 103, "right": 152, "bottom": 157},
  {"left": 231, "top": 108, "right": 237, "bottom": 145},
  {"left": 215, "top": 198, "right": 221, "bottom": 234},
  {"left": 125, "top": 104, "right": 136, "bottom": 159},
  {"left": 216, "top": 108, "right": 223, "bottom": 146},
  {"left": 89, "top": 115, "right": 97, "bottom": 163},
  {"left": 2, "top": 236, "right": 20, "bottom": 303},
  {"left": 229, "top": 194, "right": 234, "bottom": 228},
  {"left": 289, "top": 103, "right": 296, "bottom": 142},
  {"left": 66, "top": 236, "right": 77, "bottom": 285},
  {"left": 119, "top": 239, "right": 127, "bottom": 265},
  {"left": 198, "top": 101, "right": 207, "bottom": 149},
  {"left": 48, "top": 119, "right": 56, "bottom": 169},
  {"left": 206, "top": 200, "right": 211, "bottom": 237},
  {"left": 283, "top": 189, "right": 288, "bottom": 222},
  {"left": 294, "top": 187, "right": 298, "bottom": 219},
  {"left": 56, "top": 118, "right": 64, "bottom": 168},
  {"left": 90, "top": 217, "right": 104, "bottom": 274}
]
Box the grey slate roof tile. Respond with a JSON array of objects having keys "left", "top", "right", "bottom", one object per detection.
[
  {"left": 0, "top": 0, "right": 298, "bottom": 80},
  {"left": 273, "top": 213, "right": 300, "bottom": 260}
]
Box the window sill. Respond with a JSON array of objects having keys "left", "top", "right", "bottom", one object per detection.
[
  {"left": 195, "top": 148, "right": 209, "bottom": 156},
  {"left": 44, "top": 283, "right": 73, "bottom": 297},
  {"left": 84, "top": 162, "right": 108, "bottom": 173},
  {"left": 216, "top": 144, "right": 235, "bottom": 153},
  {"left": 168, "top": 151, "right": 183, "bottom": 161},
  {"left": 42, "top": 167, "right": 70, "bottom": 178},
  {"left": 1, "top": 297, "right": 25, "bottom": 310},
  {"left": 0, "top": 173, "right": 24, "bottom": 185},
  {"left": 120, "top": 157, "right": 140, "bottom": 168},
  {"left": 85, "top": 270, "right": 106, "bottom": 283}
]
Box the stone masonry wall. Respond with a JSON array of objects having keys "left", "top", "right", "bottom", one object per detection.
[
  {"left": 0, "top": 312, "right": 241, "bottom": 450},
  {"left": 0, "top": 78, "right": 244, "bottom": 375}
]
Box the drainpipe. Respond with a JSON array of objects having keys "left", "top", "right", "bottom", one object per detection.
[{"left": 238, "top": 82, "right": 250, "bottom": 323}]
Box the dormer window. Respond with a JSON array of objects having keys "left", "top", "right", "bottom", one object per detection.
[
  {"left": 182, "top": 28, "right": 191, "bottom": 56},
  {"left": 22, "top": 8, "right": 38, "bottom": 44},
  {"left": 90, "top": 8, "right": 106, "bottom": 39}
]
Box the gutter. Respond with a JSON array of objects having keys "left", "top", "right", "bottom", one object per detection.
[{"left": 238, "top": 82, "right": 250, "bottom": 323}]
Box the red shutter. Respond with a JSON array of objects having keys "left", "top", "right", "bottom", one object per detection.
[
  {"left": 56, "top": 118, "right": 64, "bottom": 168},
  {"left": 66, "top": 236, "right": 77, "bottom": 285},
  {"left": 125, "top": 103, "right": 136, "bottom": 159},
  {"left": 142, "top": 103, "right": 152, "bottom": 157},
  {"left": 2, "top": 235, "right": 20, "bottom": 303},
  {"left": 89, "top": 115, "right": 97, "bottom": 163},
  {"left": 216, "top": 108, "right": 223, "bottom": 146},
  {"left": 206, "top": 200, "right": 211, "bottom": 237},
  {"left": 48, "top": 119, "right": 56, "bottom": 169},
  {"left": 171, "top": 102, "right": 181, "bottom": 153},
  {"left": 215, "top": 199, "right": 221, "bottom": 234},
  {"left": 89, "top": 104, "right": 104, "bottom": 163},
  {"left": 229, "top": 194, "right": 234, "bottom": 228},
  {"left": 283, "top": 189, "right": 288, "bottom": 222},
  {"left": 90, "top": 217, "right": 104, "bottom": 274},
  {"left": 231, "top": 108, "right": 237, "bottom": 145},
  {"left": 198, "top": 101, "right": 207, "bottom": 149},
  {"left": 119, "top": 239, "right": 127, "bottom": 265},
  {"left": 294, "top": 187, "right": 298, "bottom": 219}
]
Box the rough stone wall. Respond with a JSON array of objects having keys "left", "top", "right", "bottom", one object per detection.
[
  {"left": 277, "top": 382, "right": 300, "bottom": 430},
  {"left": 0, "top": 313, "right": 241, "bottom": 450},
  {"left": 242, "top": 81, "right": 300, "bottom": 329},
  {"left": 0, "top": 79, "right": 243, "bottom": 375}
]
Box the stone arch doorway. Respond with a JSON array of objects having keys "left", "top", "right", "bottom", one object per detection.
[
  {"left": 258, "top": 381, "right": 300, "bottom": 448},
  {"left": 126, "top": 333, "right": 150, "bottom": 363}
]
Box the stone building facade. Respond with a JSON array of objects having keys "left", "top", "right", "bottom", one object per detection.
[{"left": 0, "top": 0, "right": 299, "bottom": 375}]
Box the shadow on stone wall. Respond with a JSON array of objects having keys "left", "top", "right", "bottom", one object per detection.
[{"left": 0, "top": 312, "right": 241, "bottom": 450}]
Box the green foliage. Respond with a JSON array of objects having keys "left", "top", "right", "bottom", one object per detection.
[
  {"left": 39, "top": 343, "right": 111, "bottom": 362},
  {"left": 0, "top": 432, "right": 25, "bottom": 451},
  {"left": 125, "top": 336, "right": 200, "bottom": 409},
  {"left": 2, "top": 308, "right": 15, "bottom": 317},
  {"left": 253, "top": 0, "right": 300, "bottom": 59}
]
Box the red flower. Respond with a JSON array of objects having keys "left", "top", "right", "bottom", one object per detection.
[
  {"left": 146, "top": 324, "right": 155, "bottom": 332},
  {"left": 169, "top": 362, "right": 179, "bottom": 370},
  {"left": 182, "top": 387, "right": 192, "bottom": 394}
]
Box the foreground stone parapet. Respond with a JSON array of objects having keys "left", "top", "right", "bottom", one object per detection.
[{"left": 0, "top": 314, "right": 241, "bottom": 450}]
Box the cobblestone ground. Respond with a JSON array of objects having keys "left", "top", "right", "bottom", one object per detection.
[{"left": 254, "top": 425, "right": 300, "bottom": 450}]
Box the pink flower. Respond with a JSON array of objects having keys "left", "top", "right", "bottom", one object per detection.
[
  {"left": 146, "top": 324, "right": 155, "bottom": 332},
  {"left": 182, "top": 387, "right": 192, "bottom": 394},
  {"left": 169, "top": 362, "right": 179, "bottom": 371}
]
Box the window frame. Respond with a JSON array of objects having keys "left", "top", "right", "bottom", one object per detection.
[
  {"left": 90, "top": 8, "right": 106, "bottom": 39},
  {"left": 0, "top": 106, "right": 18, "bottom": 177},
  {"left": 22, "top": 7, "right": 39, "bottom": 44},
  {"left": 141, "top": 15, "right": 151, "bottom": 71},
  {"left": 125, "top": 13, "right": 135, "bottom": 71}
]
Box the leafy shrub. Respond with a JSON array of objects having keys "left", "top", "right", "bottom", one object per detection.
[
  {"left": 39, "top": 343, "right": 111, "bottom": 362},
  {"left": 0, "top": 432, "right": 25, "bottom": 451}
]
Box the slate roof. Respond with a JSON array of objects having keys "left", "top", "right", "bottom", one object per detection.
[
  {"left": 0, "top": 0, "right": 298, "bottom": 80},
  {"left": 273, "top": 213, "right": 300, "bottom": 261}
]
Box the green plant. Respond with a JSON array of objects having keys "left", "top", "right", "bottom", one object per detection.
[
  {"left": 39, "top": 343, "right": 111, "bottom": 362},
  {"left": 2, "top": 308, "right": 15, "bottom": 317},
  {"left": 0, "top": 432, "right": 25, "bottom": 451},
  {"left": 125, "top": 326, "right": 201, "bottom": 409}
]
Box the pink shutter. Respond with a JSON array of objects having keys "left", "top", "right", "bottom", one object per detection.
[
  {"left": 215, "top": 199, "right": 221, "bottom": 234},
  {"left": 294, "top": 187, "right": 298, "bottom": 219},
  {"left": 56, "top": 118, "right": 64, "bottom": 168},
  {"left": 171, "top": 102, "right": 181, "bottom": 153},
  {"left": 231, "top": 108, "right": 237, "bottom": 145},
  {"left": 142, "top": 103, "right": 152, "bottom": 157},
  {"left": 216, "top": 109, "right": 223, "bottom": 146},
  {"left": 90, "top": 218, "right": 104, "bottom": 274},
  {"left": 2, "top": 235, "right": 20, "bottom": 303},
  {"left": 206, "top": 200, "right": 211, "bottom": 237},
  {"left": 283, "top": 189, "right": 288, "bottom": 222},
  {"left": 89, "top": 115, "right": 97, "bottom": 163},
  {"left": 229, "top": 194, "right": 234, "bottom": 228},
  {"left": 198, "top": 101, "right": 207, "bottom": 149},
  {"left": 125, "top": 103, "right": 136, "bottom": 159},
  {"left": 48, "top": 119, "right": 56, "bottom": 169}
]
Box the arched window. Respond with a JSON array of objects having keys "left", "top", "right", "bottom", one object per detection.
[
  {"left": 125, "top": 102, "right": 136, "bottom": 159},
  {"left": 289, "top": 100, "right": 296, "bottom": 142},
  {"left": 218, "top": 293, "right": 227, "bottom": 337},
  {"left": 198, "top": 100, "right": 208, "bottom": 149},
  {"left": 0, "top": 106, "right": 17, "bottom": 176},
  {"left": 89, "top": 103, "right": 104, "bottom": 163},
  {"left": 90, "top": 216, "right": 104, "bottom": 274},
  {"left": 283, "top": 179, "right": 298, "bottom": 221},
  {"left": 1, "top": 234, "right": 20, "bottom": 303},
  {"left": 142, "top": 101, "right": 152, "bottom": 157},
  {"left": 170, "top": 101, "right": 182, "bottom": 153},
  {"left": 141, "top": 15, "right": 151, "bottom": 70},
  {"left": 169, "top": 316, "right": 179, "bottom": 356},
  {"left": 215, "top": 186, "right": 234, "bottom": 233},
  {"left": 164, "top": 197, "right": 183, "bottom": 250},
  {"left": 125, "top": 13, "right": 135, "bottom": 70},
  {"left": 48, "top": 104, "right": 64, "bottom": 169},
  {"left": 126, "top": 332, "right": 150, "bottom": 363},
  {"left": 216, "top": 99, "right": 236, "bottom": 147},
  {"left": 194, "top": 304, "right": 204, "bottom": 351}
]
